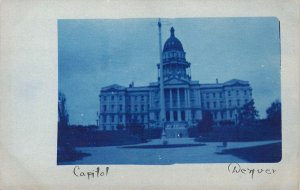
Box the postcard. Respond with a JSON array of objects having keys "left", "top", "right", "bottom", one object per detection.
[{"left": 1, "top": 0, "right": 299, "bottom": 189}]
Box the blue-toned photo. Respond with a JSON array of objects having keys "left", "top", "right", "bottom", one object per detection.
[{"left": 57, "top": 18, "right": 281, "bottom": 165}]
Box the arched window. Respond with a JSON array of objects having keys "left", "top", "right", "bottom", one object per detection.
[
  {"left": 166, "top": 111, "right": 170, "bottom": 121},
  {"left": 181, "top": 111, "right": 185, "bottom": 121},
  {"left": 173, "top": 111, "right": 178, "bottom": 121}
]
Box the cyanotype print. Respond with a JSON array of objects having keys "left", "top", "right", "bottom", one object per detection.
[{"left": 57, "top": 18, "right": 281, "bottom": 165}]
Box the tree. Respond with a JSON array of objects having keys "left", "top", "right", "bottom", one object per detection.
[
  {"left": 266, "top": 100, "right": 281, "bottom": 127},
  {"left": 58, "top": 92, "right": 69, "bottom": 128},
  {"left": 58, "top": 92, "right": 71, "bottom": 150},
  {"left": 198, "top": 111, "right": 214, "bottom": 133},
  {"left": 238, "top": 99, "right": 259, "bottom": 126}
]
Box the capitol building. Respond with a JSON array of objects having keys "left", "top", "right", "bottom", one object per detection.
[{"left": 98, "top": 27, "right": 253, "bottom": 134}]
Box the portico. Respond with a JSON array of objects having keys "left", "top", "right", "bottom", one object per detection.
[{"left": 165, "top": 87, "right": 191, "bottom": 123}]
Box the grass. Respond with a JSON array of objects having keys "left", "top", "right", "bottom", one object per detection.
[{"left": 220, "top": 142, "right": 282, "bottom": 163}]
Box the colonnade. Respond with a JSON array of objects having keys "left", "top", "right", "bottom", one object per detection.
[{"left": 166, "top": 88, "right": 191, "bottom": 122}]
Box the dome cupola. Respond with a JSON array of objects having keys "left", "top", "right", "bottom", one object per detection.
[
  {"left": 162, "top": 27, "right": 186, "bottom": 63},
  {"left": 158, "top": 27, "right": 191, "bottom": 82},
  {"left": 163, "top": 27, "right": 184, "bottom": 52}
]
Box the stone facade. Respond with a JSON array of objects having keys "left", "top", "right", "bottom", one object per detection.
[{"left": 98, "top": 27, "right": 252, "bottom": 131}]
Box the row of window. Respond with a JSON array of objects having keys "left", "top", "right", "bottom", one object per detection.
[
  {"left": 163, "top": 51, "right": 185, "bottom": 59},
  {"left": 211, "top": 110, "right": 236, "bottom": 120},
  {"left": 102, "top": 95, "right": 146, "bottom": 102},
  {"left": 102, "top": 109, "right": 239, "bottom": 124},
  {"left": 204, "top": 99, "right": 248, "bottom": 109},
  {"left": 203, "top": 90, "right": 251, "bottom": 99},
  {"left": 227, "top": 90, "right": 252, "bottom": 97},
  {"left": 103, "top": 104, "right": 149, "bottom": 112},
  {"left": 102, "top": 114, "right": 148, "bottom": 123},
  {"left": 102, "top": 95, "right": 122, "bottom": 101},
  {"left": 103, "top": 89, "right": 251, "bottom": 102}
]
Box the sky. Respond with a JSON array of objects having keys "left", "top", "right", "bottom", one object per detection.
[{"left": 58, "top": 18, "right": 281, "bottom": 125}]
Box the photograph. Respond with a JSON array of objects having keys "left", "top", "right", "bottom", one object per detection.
[{"left": 57, "top": 17, "right": 281, "bottom": 165}]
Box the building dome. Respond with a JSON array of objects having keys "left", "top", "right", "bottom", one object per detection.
[{"left": 163, "top": 27, "right": 184, "bottom": 52}]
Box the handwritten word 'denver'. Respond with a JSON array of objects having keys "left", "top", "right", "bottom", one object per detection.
[
  {"left": 73, "top": 166, "right": 109, "bottom": 179},
  {"left": 228, "top": 163, "right": 277, "bottom": 179}
]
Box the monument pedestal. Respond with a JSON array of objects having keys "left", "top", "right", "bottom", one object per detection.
[{"left": 165, "top": 122, "right": 189, "bottom": 138}]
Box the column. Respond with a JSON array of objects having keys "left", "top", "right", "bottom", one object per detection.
[
  {"left": 186, "top": 88, "right": 191, "bottom": 124},
  {"left": 177, "top": 88, "right": 182, "bottom": 121},
  {"left": 185, "top": 88, "right": 188, "bottom": 121},
  {"left": 149, "top": 90, "right": 152, "bottom": 109},
  {"left": 169, "top": 89, "right": 174, "bottom": 121}
]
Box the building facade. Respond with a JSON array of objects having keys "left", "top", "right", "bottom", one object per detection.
[{"left": 98, "top": 27, "right": 252, "bottom": 131}]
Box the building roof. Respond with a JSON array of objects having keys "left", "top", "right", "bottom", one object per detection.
[
  {"left": 223, "top": 79, "right": 249, "bottom": 86},
  {"left": 163, "top": 27, "right": 184, "bottom": 52},
  {"left": 126, "top": 86, "right": 150, "bottom": 92},
  {"left": 200, "top": 79, "right": 250, "bottom": 90},
  {"left": 101, "top": 84, "right": 126, "bottom": 91}
]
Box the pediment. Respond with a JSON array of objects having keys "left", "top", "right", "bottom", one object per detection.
[
  {"left": 164, "top": 77, "right": 189, "bottom": 85},
  {"left": 102, "top": 84, "right": 125, "bottom": 91},
  {"left": 223, "top": 79, "right": 249, "bottom": 87}
]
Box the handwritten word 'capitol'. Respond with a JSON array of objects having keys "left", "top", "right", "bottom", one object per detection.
[
  {"left": 73, "top": 166, "right": 109, "bottom": 179},
  {"left": 228, "top": 163, "right": 277, "bottom": 179}
]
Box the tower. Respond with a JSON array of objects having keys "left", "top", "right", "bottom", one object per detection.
[{"left": 161, "top": 27, "right": 191, "bottom": 82}]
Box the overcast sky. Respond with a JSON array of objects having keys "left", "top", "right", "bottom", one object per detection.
[{"left": 58, "top": 18, "right": 281, "bottom": 125}]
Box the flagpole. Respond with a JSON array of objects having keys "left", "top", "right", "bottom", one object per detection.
[{"left": 158, "top": 18, "right": 167, "bottom": 142}]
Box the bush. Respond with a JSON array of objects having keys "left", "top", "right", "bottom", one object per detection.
[
  {"left": 126, "top": 122, "right": 145, "bottom": 139},
  {"left": 188, "top": 127, "right": 200, "bottom": 137},
  {"left": 220, "top": 120, "right": 235, "bottom": 126},
  {"left": 117, "top": 124, "right": 125, "bottom": 130},
  {"left": 198, "top": 111, "right": 214, "bottom": 133}
]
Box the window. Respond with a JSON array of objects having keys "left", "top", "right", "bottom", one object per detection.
[
  {"left": 141, "top": 95, "right": 144, "bottom": 101},
  {"left": 213, "top": 102, "right": 216, "bottom": 108},
  {"left": 220, "top": 101, "right": 223, "bottom": 108},
  {"left": 141, "top": 105, "right": 144, "bottom": 111},
  {"left": 244, "top": 90, "right": 247, "bottom": 95},
  {"left": 237, "top": 99, "right": 240, "bottom": 106},
  {"left": 111, "top": 96, "right": 114, "bottom": 101},
  {"left": 135, "top": 96, "right": 138, "bottom": 101},
  {"left": 214, "top": 112, "right": 217, "bottom": 119},
  {"left": 119, "top": 104, "right": 122, "bottom": 111},
  {"left": 111, "top": 105, "right": 114, "bottom": 111},
  {"left": 192, "top": 111, "right": 195, "bottom": 120},
  {"left": 213, "top": 93, "right": 215, "bottom": 98},
  {"left": 206, "top": 93, "right": 209, "bottom": 98},
  {"left": 219, "top": 92, "right": 222, "bottom": 98},
  {"left": 229, "top": 100, "right": 232, "bottom": 107},
  {"left": 166, "top": 111, "right": 170, "bottom": 121},
  {"left": 128, "top": 105, "right": 131, "bottom": 111},
  {"left": 228, "top": 91, "right": 231, "bottom": 96},
  {"left": 103, "top": 105, "right": 107, "bottom": 112},
  {"left": 111, "top": 115, "right": 114, "bottom": 122},
  {"left": 119, "top": 115, "right": 122, "bottom": 122},
  {"left": 206, "top": 102, "right": 210, "bottom": 109},
  {"left": 119, "top": 95, "right": 122, "bottom": 101},
  {"left": 245, "top": 99, "right": 248, "bottom": 104},
  {"left": 236, "top": 90, "right": 239, "bottom": 96},
  {"left": 134, "top": 105, "right": 138, "bottom": 112},
  {"left": 181, "top": 111, "right": 185, "bottom": 121},
  {"left": 103, "top": 115, "right": 106, "bottom": 123},
  {"left": 103, "top": 96, "right": 106, "bottom": 101},
  {"left": 174, "top": 111, "right": 178, "bottom": 121},
  {"left": 229, "top": 110, "right": 233, "bottom": 118}
]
